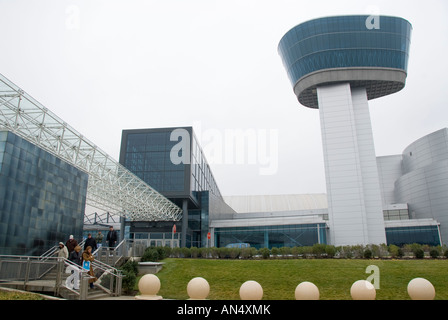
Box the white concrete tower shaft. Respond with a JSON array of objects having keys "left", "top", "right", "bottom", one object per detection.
[{"left": 317, "top": 83, "right": 386, "bottom": 246}]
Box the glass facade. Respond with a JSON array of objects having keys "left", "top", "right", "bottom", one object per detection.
[
  {"left": 123, "top": 130, "right": 187, "bottom": 194},
  {"left": 386, "top": 226, "right": 441, "bottom": 247},
  {"left": 0, "top": 131, "right": 88, "bottom": 255},
  {"left": 278, "top": 15, "right": 412, "bottom": 87},
  {"left": 120, "top": 127, "right": 234, "bottom": 248},
  {"left": 383, "top": 209, "right": 410, "bottom": 221},
  {"left": 214, "top": 224, "right": 327, "bottom": 249},
  {"left": 191, "top": 133, "right": 222, "bottom": 198}
]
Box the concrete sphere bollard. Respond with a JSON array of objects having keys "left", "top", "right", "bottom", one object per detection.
[
  {"left": 135, "top": 274, "right": 163, "bottom": 300},
  {"left": 239, "top": 280, "right": 263, "bottom": 300},
  {"left": 407, "top": 278, "right": 435, "bottom": 300},
  {"left": 350, "top": 280, "right": 376, "bottom": 300},
  {"left": 294, "top": 281, "right": 320, "bottom": 300},
  {"left": 187, "top": 277, "right": 210, "bottom": 300}
]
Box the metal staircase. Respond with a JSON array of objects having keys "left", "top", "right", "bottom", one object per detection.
[{"left": 0, "top": 241, "right": 127, "bottom": 300}]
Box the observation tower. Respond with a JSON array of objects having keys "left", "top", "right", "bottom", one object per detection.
[{"left": 278, "top": 15, "right": 412, "bottom": 245}]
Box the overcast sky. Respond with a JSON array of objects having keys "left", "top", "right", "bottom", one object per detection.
[{"left": 1, "top": 0, "right": 447, "bottom": 200}]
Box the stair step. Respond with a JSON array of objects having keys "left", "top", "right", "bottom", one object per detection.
[{"left": 87, "top": 291, "right": 113, "bottom": 300}]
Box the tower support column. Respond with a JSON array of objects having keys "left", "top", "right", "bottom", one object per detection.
[{"left": 317, "top": 83, "right": 386, "bottom": 246}]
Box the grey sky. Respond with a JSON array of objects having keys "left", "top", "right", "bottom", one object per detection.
[{"left": 1, "top": 0, "right": 447, "bottom": 199}]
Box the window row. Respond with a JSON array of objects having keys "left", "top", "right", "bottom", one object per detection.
[
  {"left": 385, "top": 226, "right": 441, "bottom": 247},
  {"left": 285, "top": 49, "right": 409, "bottom": 86},
  {"left": 280, "top": 32, "right": 410, "bottom": 64},
  {"left": 279, "top": 16, "right": 411, "bottom": 50}
]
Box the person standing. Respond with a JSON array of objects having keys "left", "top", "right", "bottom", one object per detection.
[
  {"left": 65, "top": 235, "right": 78, "bottom": 254},
  {"left": 95, "top": 231, "right": 104, "bottom": 249},
  {"left": 106, "top": 226, "right": 118, "bottom": 249},
  {"left": 82, "top": 246, "right": 97, "bottom": 289},
  {"left": 69, "top": 245, "right": 82, "bottom": 265},
  {"left": 66, "top": 245, "right": 82, "bottom": 290},
  {"left": 83, "top": 233, "right": 97, "bottom": 252},
  {"left": 57, "top": 242, "right": 68, "bottom": 259}
]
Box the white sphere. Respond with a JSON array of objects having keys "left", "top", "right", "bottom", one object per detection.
[
  {"left": 187, "top": 277, "right": 210, "bottom": 300},
  {"left": 407, "top": 278, "right": 435, "bottom": 300},
  {"left": 350, "top": 280, "right": 376, "bottom": 300},
  {"left": 239, "top": 280, "right": 263, "bottom": 300},
  {"left": 295, "top": 281, "right": 320, "bottom": 300},
  {"left": 135, "top": 274, "right": 162, "bottom": 300}
]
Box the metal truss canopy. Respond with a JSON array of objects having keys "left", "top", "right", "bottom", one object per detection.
[{"left": 0, "top": 73, "right": 182, "bottom": 221}]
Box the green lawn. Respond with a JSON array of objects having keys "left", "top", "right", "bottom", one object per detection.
[
  {"left": 150, "top": 258, "right": 448, "bottom": 300},
  {"left": 0, "top": 289, "right": 46, "bottom": 300}
]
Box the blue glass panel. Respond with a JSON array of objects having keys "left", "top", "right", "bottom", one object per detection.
[
  {"left": 0, "top": 131, "right": 88, "bottom": 255},
  {"left": 215, "top": 224, "right": 325, "bottom": 249},
  {"left": 278, "top": 15, "right": 412, "bottom": 86},
  {"left": 385, "top": 226, "right": 440, "bottom": 247}
]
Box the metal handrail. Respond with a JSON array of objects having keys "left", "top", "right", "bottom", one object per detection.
[
  {"left": 40, "top": 246, "right": 58, "bottom": 259},
  {"left": 115, "top": 239, "right": 125, "bottom": 251},
  {"left": 0, "top": 254, "right": 123, "bottom": 299},
  {"left": 39, "top": 239, "right": 87, "bottom": 261}
]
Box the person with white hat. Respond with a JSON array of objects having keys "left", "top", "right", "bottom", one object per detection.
[
  {"left": 57, "top": 242, "right": 68, "bottom": 259},
  {"left": 65, "top": 235, "right": 78, "bottom": 254}
]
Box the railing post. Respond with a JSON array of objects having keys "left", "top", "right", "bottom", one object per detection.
[
  {"left": 24, "top": 257, "right": 31, "bottom": 288},
  {"left": 80, "top": 271, "right": 89, "bottom": 300},
  {"left": 117, "top": 270, "right": 122, "bottom": 296},
  {"left": 55, "top": 258, "right": 64, "bottom": 296}
]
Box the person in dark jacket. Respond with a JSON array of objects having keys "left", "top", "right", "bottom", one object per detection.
[
  {"left": 106, "top": 226, "right": 118, "bottom": 249},
  {"left": 65, "top": 235, "right": 78, "bottom": 254},
  {"left": 83, "top": 233, "right": 97, "bottom": 252},
  {"left": 69, "top": 245, "right": 82, "bottom": 266},
  {"left": 66, "top": 245, "right": 82, "bottom": 290}
]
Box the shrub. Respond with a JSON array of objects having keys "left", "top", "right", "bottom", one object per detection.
[
  {"left": 121, "top": 269, "right": 137, "bottom": 294},
  {"left": 312, "top": 243, "right": 327, "bottom": 258},
  {"left": 271, "top": 247, "right": 280, "bottom": 258},
  {"left": 218, "top": 247, "right": 230, "bottom": 259},
  {"left": 325, "top": 245, "right": 337, "bottom": 258},
  {"left": 228, "top": 248, "right": 241, "bottom": 259},
  {"left": 388, "top": 244, "right": 400, "bottom": 258},
  {"left": 409, "top": 243, "right": 422, "bottom": 255},
  {"left": 351, "top": 245, "right": 365, "bottom": 259},
  {"left": 414, "top": 248, "right": 424, "bottom": 259},
  {"left": 291, "top": 246, "right": 300, "bottom": 258},
  {"left": 210, "top": 247, "right": 220, "bottom": 259},
  {"left": 121, "top": 259, "right": 138, "bottom": 275},
  {"left": 240, "top": 247, "right": 257, "bottom": 259},
  {"left": 141, "top": 248, "right": 160, "bottom": 262},
  {"left": 301, "top": 246, "right": 313, "bottom": 259},
  {"left": 170, "top": 247, "right": 181, "bottom": 258},
  {"left": 199, "top": 247, "right": 211, "bottom": 258},
  {"left": 190, "top": 247, "right": 199, "bottom": 258},
  {"left": 119, "top": 260, "right": 138, "bottom": 294},
  {"left": 181, "top": 247, "right": 191, "bottom": 258},
  {"left": 429, "top": 248, "right": 440, "bottom": 259},
  {"left": 363, "top": 249, "right": 372, "bottom": 259},
  {"left": 259, "top": 247, "right": 270, "bottom": 259},
  {"left": 378, "top": 244, "right": 389, "bottom": 258},
  {"left": 156, "top": 246, "right": 170, "bottom": 260}
]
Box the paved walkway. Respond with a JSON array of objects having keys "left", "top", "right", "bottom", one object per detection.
[{"left": 94, "top": 295, "right": 136, "bottom": 300}]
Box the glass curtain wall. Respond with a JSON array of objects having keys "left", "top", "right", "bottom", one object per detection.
[{"left": 214, "top": 224, "right": 327, "bottom": 249}]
